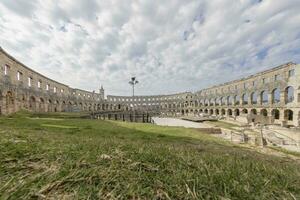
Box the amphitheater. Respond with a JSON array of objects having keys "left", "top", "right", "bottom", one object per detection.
[{"left": 1, "top": 47, "right": 300, "bottom": 128}]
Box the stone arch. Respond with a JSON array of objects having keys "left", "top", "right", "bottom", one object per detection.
[
  {"left": 285, "top": 86, "right": 294, "bottom": 104},
  {"left": 242, "top": 93, "right": 248, "bottom": 105},
  {"left": 228, "top": 96, "right": 233, "bottom": 106},
  {"left": 284, "top": 109, "right": 293, "bottom": 121},
  {"left": 209, "top": 99, "right": 213, "bottom": 106},
  {"left": 261, "top": 90, "right": 268, "bottom": 104},
  {"left": 215, "top": 97, "right": 220, "bottom": 106},
  {"left": 221, "top": 109, "right": 226, "bottom": 115},
  {"left": 250, "top": 109, "right": 257, "bottom": 115},
  {"left": 242, "top": 108, "right": 248, "bottom": 114},
  {"left": 5, "top": 91, "right": 15, "bottom": 113},
  {"left": 234, "top": 95, "right": 240, "bottom": 105},
  {"left": 251, "top": 92, "right": 258, "bottom": 104},
  {"left": 61, "top": 101, "right": 66, "bottom": 112},
  {"left": 39, "top": 97, "right": 45, "bottom": 112},
  {"left": 228, "top": 109, "right": 233, "bottom": 116},
  {"left": 209, "top": 109, "right": 213, "bottom": 115},
  {"left": 271, "top": 109, "right": 280, "bottom": 120},
  {"left": 48, "top": 99, "right": 53, "bottom": 112},
  {"left": 54, "top": 100, "right": 59, "bottom": 112},
  {"left": 260, "top": 109, "right": 268, "bottom": 117},
  {"left": 221, "top": 97, "right": 226, "bottom": 106},
  {"left": 234, "top": 109, "right": 240, "bottom": 116},
  {"left": 204, "top": 109, "right": 208, "bottom": 114},
  {"left": 29, "top": 96, "right": 36, "bottom": 112},
  {"left": 272, "top": 88, "right": 280, "bottom": 104},
  {"left": 215, "top": 109, "right": 219, "bottom": 115}
]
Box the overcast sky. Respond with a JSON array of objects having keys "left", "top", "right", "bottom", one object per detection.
[{"left": 0, "top": 0, "right": 300, "bottom": 96}]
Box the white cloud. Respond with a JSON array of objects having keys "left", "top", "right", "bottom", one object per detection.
[{"left": 0, "top": 0, "right": 300, "bottom": 96}]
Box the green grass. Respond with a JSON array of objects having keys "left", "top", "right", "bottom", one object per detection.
[{"left": 0, "top": 112, "right": 299, "bottom": 199}]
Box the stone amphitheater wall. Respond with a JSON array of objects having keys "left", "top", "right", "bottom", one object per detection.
[{"left": 1, "top": 47, "right": 299, "bottom": 127}]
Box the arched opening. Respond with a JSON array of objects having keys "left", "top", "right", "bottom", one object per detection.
[
  {"left": 250, "top": 109, "right": 257, "bottom": 115},
  {"left": 215, "top": 109, "right": 219, "bottom": 115},
  {"left": 221, "top": 97, "right": 226, "bottom": 106},
  {"left": 209, "top": 109, "right": 213, "bottom": 115},
  {"left": 284, "top": 109, "right": 293, "bottom": 121},
  {"left": 251, "top": 92, "right": 258, "bottom": 104},
  {"left": 234, "top": 95, "right": 240, "bottom": 105},
  {"left": 242, "top": 109, "right": 248, "bottom": 114},
  {"left": 234, "top": 109, "right": 240, "bottom": 116},
  {"left": 228, "top": 109, "right": 233, "bottom": 116},
  {"left": 260, "top": 109, "right": 268, "bottom": 117},
  {"left": 215, "top": 98, "right": 220, "bottom": 106},
  {"left": 39, "top": 98, "right": 45, "bottom": 112},
  {"left": 48, "top": 99, "right": 53, "bottom": 112},
  {"left": 204, "top": 109, "right": 208, "bottom": 114},
  {"left": 60, "top": 101, "right": 65, "bottom": 112},
  {"left": 5, "top": 91, "right": 14, "bottom": 113},
  {"left": 221, "top": 109, "right": 226, "bottom": 115},
  {"left": 242, "top": 93, "right": 248, "bottom": 105},
  {"left": 271, "top": 109, "right": 280, "bottom": 120},
  {"left": 285, "top": 86, "right": 294, "bottom": 104},
  {"left": 29, "top": 96, "right": 36, "bottom": 111},
  {"left": 228, "top": 96, "right": 233, "bottom": 106},
  {"left": 261, "top": 90, "right": 268, "bottom": 104},
  {"left": 272, "top": 88, "right": 280, "bottom": 104}
]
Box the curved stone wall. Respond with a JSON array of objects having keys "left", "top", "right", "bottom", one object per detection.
[
  {"left": 1, "top": 47, "right": 299, "bottom": 127},
  {"left": 192, "top": 63, "right": 300, "bottom": 127},
  {"left": 106, "top": 92, "right": 192, "bottom": 115},
  {"left": 0, "top": 47, "right": 105, "bottom": 114}
]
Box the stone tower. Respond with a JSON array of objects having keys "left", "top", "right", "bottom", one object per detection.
[{"left": 99, "top": 85, "right": 105, "bottom": 99}]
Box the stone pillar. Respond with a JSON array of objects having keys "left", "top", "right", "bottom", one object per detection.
[
  {"left": 248, "top": 94, "right": 251, "bottom": 106},
  {"left": 293, "top": 110, "right": 299, "bottom": 127},
  {"left": 280, "top": 91, "right": 285, "bottom": 105},
  {"left": 257, "top": 94, "right": 262, "bottom": 105},
  {"left": 279, "top": 109, "right": 286, "bottom": 127},
  {"left": 240, "top": 96, "right": 243, "bottom": 106},
  {"left": 268, "top": 93, "right": 273, "bottom": 105}
]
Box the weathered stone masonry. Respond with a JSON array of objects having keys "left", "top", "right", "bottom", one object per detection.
[
  {"left": 1, "top": 47, "right": 300, "bottom": 127},
  {"left": 0, "top": 47, "right": 105, "bottom": 114}
]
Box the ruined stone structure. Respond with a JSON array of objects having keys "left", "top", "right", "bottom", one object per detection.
[
  {"left": 0, "top": 47, "right": 105, "bottom": 114},
  {"left": 1, "top": 47, "right": 300, "bottom": 127}
]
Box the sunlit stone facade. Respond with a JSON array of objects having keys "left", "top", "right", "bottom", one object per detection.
[{"left": 1, "top": 47, "right": 299, "bottom": 127}]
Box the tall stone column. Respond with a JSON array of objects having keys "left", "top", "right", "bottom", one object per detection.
[
  {"left": 280, "top": 91, "right": 285, "bottom": 105},
  {"left": 268, "top": 93, "right": 273, "bottom": 105},
  {"left": 279, "top": 109, "right": 286, "bottom": 127},
  {"left": 293, "top": 110, "right": 299, "bottom": 127},
  {"left": 257, "top": 94, "right": 262, "bottom": 105},
  {"left": 248, "top": 94, "right": 251, "bottom": 106},
  {"left": 240, "top": 95, "right": 243, "bottom": 106}
]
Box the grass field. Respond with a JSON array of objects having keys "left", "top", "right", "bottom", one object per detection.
[{"left": 0, "top": 112, "right": 299, "bottom": 199}]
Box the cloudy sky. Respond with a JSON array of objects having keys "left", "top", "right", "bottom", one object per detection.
[{"left": 0, "top": 0, "right": 300, "bottom": 96}]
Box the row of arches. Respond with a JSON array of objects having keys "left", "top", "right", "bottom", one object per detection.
[
  {"left": 196, "top": 108, "right": 295, "bottom": 121},
  {"left": 0, "top": 90, "right": 108, "bottom": 114},
  {"left": 196, "top": 86, "right": 295, "bottom": 107}
]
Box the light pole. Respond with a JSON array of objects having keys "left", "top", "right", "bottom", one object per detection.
[{"left": 129, "top": 77, "right": 138, "bottom": 97}]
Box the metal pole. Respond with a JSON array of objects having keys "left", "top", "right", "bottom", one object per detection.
[{"left": 133, "top": 84, "right": 135, "bottom": 97}]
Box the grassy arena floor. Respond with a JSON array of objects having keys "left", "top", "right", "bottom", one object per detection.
[{"left": 0, "top": 112, "right": 299, "bottom": 199}]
